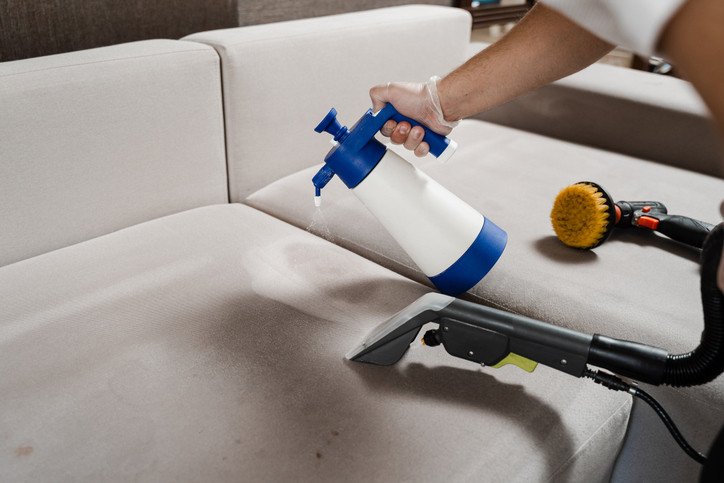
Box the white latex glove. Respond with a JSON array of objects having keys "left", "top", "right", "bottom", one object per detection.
[{"left": 369, "top": 76, "right": 460, "bottom": 157}]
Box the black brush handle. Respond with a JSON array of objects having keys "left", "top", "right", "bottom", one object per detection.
[{"left": 656, "top": 215, "right": 715, "bottom": 249}]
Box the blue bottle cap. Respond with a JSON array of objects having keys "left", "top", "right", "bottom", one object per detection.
[
  {"left": 313, "top": 104, "right": 456, "bottom": 195},
  {"left": 314, "top": 108, "right": 387, "bottom": 191}
]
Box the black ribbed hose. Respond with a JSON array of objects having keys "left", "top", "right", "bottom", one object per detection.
[
  {"left": 663, "top": 223, "right": 724, "bottom": 387},
  {"left": 585, "top": 224, "right": 724, "bottom": 465}
]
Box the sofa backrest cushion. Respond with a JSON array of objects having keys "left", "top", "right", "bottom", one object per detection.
[
  {"left": 0, "top": 40, "right": 228, "bottom": 267},
  {"left": 184, "top": 5, "right": 472, "bottom": 202}
]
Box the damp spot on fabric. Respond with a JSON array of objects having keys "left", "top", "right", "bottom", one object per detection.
[{"left": 15, "top": 446, "right": 33, "bottom": 457}]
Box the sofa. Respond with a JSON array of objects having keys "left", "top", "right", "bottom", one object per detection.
[{"left": 1, "top": 5, "right": 723, "bottom": 482}]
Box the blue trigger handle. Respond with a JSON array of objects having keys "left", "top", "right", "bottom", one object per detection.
[{"left": 378, "top": 104, "right": 453, "bottom": 158}]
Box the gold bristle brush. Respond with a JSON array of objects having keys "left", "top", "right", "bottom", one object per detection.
[{"left": 551, "top": 181, "right": 715, "bottom": 250}]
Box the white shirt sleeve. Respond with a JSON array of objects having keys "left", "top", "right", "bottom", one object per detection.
[{"left": 540, "top": 0, "right": 688, "bottom": 57}]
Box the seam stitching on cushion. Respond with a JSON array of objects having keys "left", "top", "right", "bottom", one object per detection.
[
  {"left": 193, "top": 14, "right": 466, "bottom": 50},
  {"left": 0, "top": 47, "right": 212, "bottom": 79},
  {"left": 207, "top": 45, "right": 231, "bottom": 204},
  {"left": 543, "top": 398, "right": 632, "bottom": 483},
  {"left": 669, "top": 386, "right": 724, "bottom": 414},
  {"left": 330, "top": 234, "right": 420, "bottom": 273},
  {"left": 240, "top": 201, "right": 518, "bottom": 314}
]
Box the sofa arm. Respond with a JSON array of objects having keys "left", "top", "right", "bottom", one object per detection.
[
  {"left": 470, "top": 53, "right": 724, "bottom": 178},
  {"left": 185, "top": 6, "right": 472, "bottom": 201}
]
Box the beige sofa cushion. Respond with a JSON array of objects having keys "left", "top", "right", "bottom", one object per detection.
[
  {"left": 0, "top": 40, "right": 228, "bottom": 267},
  {"left": 0, "top": 203, "right": 630, "bottom": 482},
  {"left": 184, "top": 5, "right": 472, "bottom": 202},
  {"left": 246, "top": 118, "right": 724, "bottom": 481}
]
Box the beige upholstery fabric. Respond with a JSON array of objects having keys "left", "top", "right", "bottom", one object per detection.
[
  {"left": 0, "top": 40, "right": 228, "bottom": 267},
  {"left": 0, "top": 204, "right": 630, "bottom": 482},
  {"left": 184, "top": 5, "right": 472, "bottom": 201},
  {"left": 246, "top": 119, "right": 724, "bottom": 481}
]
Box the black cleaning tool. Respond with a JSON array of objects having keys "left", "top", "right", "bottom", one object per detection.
[
  {"left": 348, "top": 223, "right": 724, "bottom": 469},
  {"left": 550, "top": 181, "right": 715, "bottom": 249}
]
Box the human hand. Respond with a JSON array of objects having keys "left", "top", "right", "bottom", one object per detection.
[{"left": 369, "top": 76, "right": 459, "bottom": 157}]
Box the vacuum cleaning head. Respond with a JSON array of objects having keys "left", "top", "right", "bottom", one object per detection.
[{"left": 551, "top": 182, "right": 615, "bottom": 249}]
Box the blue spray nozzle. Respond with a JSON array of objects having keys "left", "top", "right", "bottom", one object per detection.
[
  {"left": 313, "top": 107, "right": 386, "bottom": 191},
  {"left": 312, "top": 164, "right": 336, "bottom": 205},
  {"left": 312, "top": 103, "right": 457, "bottom": 194}
]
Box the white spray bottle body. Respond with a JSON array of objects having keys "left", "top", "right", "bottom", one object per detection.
[
  {"left": 313, "top": 104, "right": 506, "bottom": 296},
  {"left": 352, "top": 148, "right": 484, "bottom": 278}
]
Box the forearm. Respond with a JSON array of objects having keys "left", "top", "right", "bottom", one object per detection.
[
  {"left": 659, "top": 0, "right": 724, "bottom": 140},
  {"left": 438, "top": 3, "right": 614, "bottom": 121}
]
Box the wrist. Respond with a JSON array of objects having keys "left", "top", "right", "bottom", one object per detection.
[
  {"left": 437, "top": 75, "right": 462, "bottom": 123},
  {"left": 427, "top": 76, "right": 460, "bottom": 129}
]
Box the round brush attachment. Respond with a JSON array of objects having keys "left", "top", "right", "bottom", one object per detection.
[{"left": 551, "top": 181, "right": 615, "bottom": 249}]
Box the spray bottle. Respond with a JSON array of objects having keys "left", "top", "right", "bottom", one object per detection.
[{"left": 313, "top": 104, "right": 507, "bottom": 297}]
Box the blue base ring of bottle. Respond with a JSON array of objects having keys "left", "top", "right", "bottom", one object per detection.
[{"left": 428, "top": 218, "right": 507, "bottom": 297}]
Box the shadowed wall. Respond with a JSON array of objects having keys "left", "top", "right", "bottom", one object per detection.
[
  {"left": 1, "top": 0, "right": 455, "bottom": 62},
  {"left": 237, "top": 0, "right": 453, "bottom": 26},
  {"left": 0, "top": 0, "right": 238, "bottom": 62}
]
